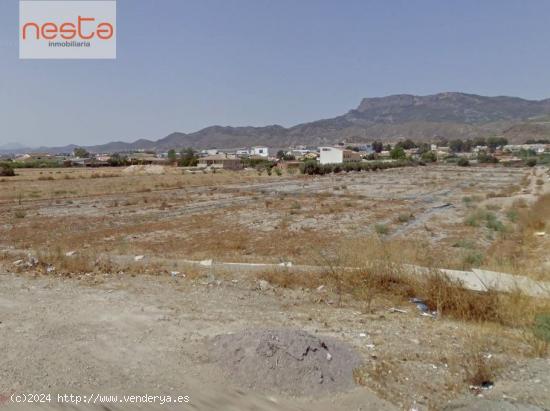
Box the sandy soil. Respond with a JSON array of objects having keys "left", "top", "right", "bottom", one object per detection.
[{"left": 1, "top": 270, "right": 549, "bottom": 410}]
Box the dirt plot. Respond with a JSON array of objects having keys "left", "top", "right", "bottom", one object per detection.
[
  {"left": 0, "top": 271, "right": 549, "bottom": 411},
  {"left": 1, "top": 165, "right": 544, "bottom": 273},
  {"left": 1, "top": 165, "right": 550, "bottom": 410}
]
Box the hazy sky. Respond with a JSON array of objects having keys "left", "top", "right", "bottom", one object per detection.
[{"left": 1, "top": 0, "right": 550, "bottom": 147}]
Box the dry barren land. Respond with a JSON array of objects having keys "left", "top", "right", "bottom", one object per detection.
[{"left": 1, "top": 164, "right": 550, "bottom": 410}]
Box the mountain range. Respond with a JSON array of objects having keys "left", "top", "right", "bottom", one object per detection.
[{"left": 4, "top": 92, "right": 550, "bottom": 154}]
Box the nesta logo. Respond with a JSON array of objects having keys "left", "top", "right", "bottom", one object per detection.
[{"left": 22, "top": 16, "right": 114, "bottom": 41}]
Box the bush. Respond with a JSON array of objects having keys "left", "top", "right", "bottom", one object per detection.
[
  {"left": 397, "top": 213, "right": 413, "bottom": 223},
  {"left": 533, "top": 313, "right": 550, "bottom": 343},
  {"left": 0, "top": 163, "right": 15, "bottom": 176},
  {"left": 526, "top": 158, "right": 537, "bottom": 167},
  {"left": 300, "top": 159, "right": 413, "bottom": 175},
  {"left": 465, "top": 209, "right": 505, "bottom": 231},
  {"left": 457, "top": 158, "right": 470, "bottom": 167},
  {"left": 390, "top": 146, "right": 406, "bottom": 160},
  {"left": 421, "top": 151, "right": 437, "bottom": 163},
  {"left": 477, "top": 151, "right": 499, "bottom": 164},
  {"left": 374, "top": 223, "right": 389, "bottom": 235},
  {"left": 14, "top": 210, "right": 26, "bottom": 219},
  {"left": 300, "top": 160, "right": 321, "bottom": 175}
]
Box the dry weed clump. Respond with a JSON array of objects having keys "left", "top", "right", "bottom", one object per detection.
[
  {"left": 486, "top": 193, "right": 550, "bottom": 279},
  {"left": 255, "top": 237, "right": 550, "bottom": 330}
]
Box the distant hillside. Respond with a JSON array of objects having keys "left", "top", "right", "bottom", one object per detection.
[{"left": 12, "top": 92, "right": 550, "bottom": 154}]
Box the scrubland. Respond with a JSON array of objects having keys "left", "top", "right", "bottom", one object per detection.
[{"left": 1, "top": 164, "right": 549, "bottom": 410}]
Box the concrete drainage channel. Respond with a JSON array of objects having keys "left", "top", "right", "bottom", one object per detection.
[
  {"left": 5, "top": 249, "right": 550, "bottom": 297},
  {"left": 103, "top": 253, "right": 550, "bottom": 298}
]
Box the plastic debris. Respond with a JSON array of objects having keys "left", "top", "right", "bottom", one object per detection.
[
  {"left": 278, "top": 261, "right": 293, "bottom": 267},
  {"left": 535, "top": 231, "right": 546, "bottom": 237},
  {"left": 13, "top": 260, "right": 24, "bottom": 266},
  {"left": 170, "top": 271, "right": 180, "bottom": 278},
  {"left": 410, "top": 297, "right": 429, "bottom": 313},
  {"left": 316, "top": 285, "right": 325, "bottom": 292},
  {"left": 411, "top": 297, "right": 437, "bottom": 318},
  {"left": 46, "top": 266, "right": 55, "bottom": 274},
  {"left": 134, "top": 255, "right": 145, "bottom": 262},
  {"left": 470, "top": 381, "right": 494, "bottom": 392},
  {"left": 389, "top": 307, "right": 407, "bottom": 314},
  {"left": 65, "top": 251, "right": 76, "bottom": 257},
  {"left": 200, "top": 259, "right": 213, "bottom": 267},
  {"left": 359, "top": 332, "right": 367, "bottom": 338}
]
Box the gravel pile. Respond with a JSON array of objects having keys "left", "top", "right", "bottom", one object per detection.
[{"left": 208, "top": 329, "right": 362, "bottom": 396}]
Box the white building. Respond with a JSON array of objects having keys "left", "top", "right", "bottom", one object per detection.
[
  {"left": 319, "top": 147, "right": 362, "bottom": 165},
  {"left": 251, "top": 147, "right": 269, "bottom": 157},
  {"left": 201, "top": 149, "right": 220, "bottom": 156}
]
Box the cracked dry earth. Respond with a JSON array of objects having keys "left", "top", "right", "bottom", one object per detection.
[{"left": 1, "top": 270, "right": 549, "bottom": 411}]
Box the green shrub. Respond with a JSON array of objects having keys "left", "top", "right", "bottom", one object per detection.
[
  {"left": 421, "top": 151, "right": 437, "bottom": 163},
  {"left": 533, "top": 313, "right": 550, "bottom": 342},
  {"left": 0, "top": 163, "right": 15, "bottom": 176},
  {"left": 506, "top": 209, "right": 518, "bottom": 222},
  {"left": 300, "top": 159, "right": 413, "bottom": 175},
  {"left": 390, "top": 147, "right": 406, "bottom": 160},
  {"left": 463, "top": 251, "right": 484, "bottom": 267},
  {"left": 477, "top": 151, "right": 499, "bottom": 164},
  {"left": 457, "top": 158, "right": 470, "bottom": 167},
  {"left": 374, "top": 223, "right": 389, "bottom": 235},
  {"left": 397, "top": 213, "right": 413, "bottom": 223}
]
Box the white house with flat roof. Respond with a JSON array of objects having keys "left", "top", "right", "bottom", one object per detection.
[
  {"left": 319, "top": 147, "right": 362, "bottom": 165},
  {"left": 251, "top": 147, "right": 269, "bottom": 157}
]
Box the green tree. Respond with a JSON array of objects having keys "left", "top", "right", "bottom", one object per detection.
[
  {"left": 0, "top": 163, "right": 15, "bottom": 176},
  {"left": 390, "top": 146, "right": 406, "bottom": 160},
  {"left": 421, "top": 151, "right": 437, "bottom": 163},
  {"left": 449, "top": 139, "right": 465, "bottom": 153},
  {"left": 73, "top": 147, "right": 90, "bottom": 158},
  {"left": 167, "top": 149, "right": 177, "bottom": 163},
  {"left": 108, "top": 153, "right": 129, "bottom": 166},
  {"left": 372, "top": 141, "right": 384, "bottom": 153},
  {"left": 477, "top": 150, "right": 499, "bottom": 164},
  {"left": 395, "top": 139, "right": 417, "bottom": 150},
  {"left": 487, "top": 137, "right": 508, "bottom": 152},
  {"left": 179, "top": 147, "right": 198, "bottom": 166}
]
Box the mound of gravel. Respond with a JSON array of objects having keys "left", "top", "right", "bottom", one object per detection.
[
  {"left": 208, "top": 329, "right": 363, "bottom": 396},
  {"left": 122, "top": 165, "right": 166, "bottom": 175}
]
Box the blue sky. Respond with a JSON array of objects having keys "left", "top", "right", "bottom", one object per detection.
[{"left": 1, "top": 0, "right": 550, "bottom": 147}]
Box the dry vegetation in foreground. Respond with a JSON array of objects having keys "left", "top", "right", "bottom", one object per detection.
[
  {"left": 257, "top": 237, "right": 550, "bottom": 357},
  {"left": 485, "top": 193, "right": 550, "bottom": 279}
]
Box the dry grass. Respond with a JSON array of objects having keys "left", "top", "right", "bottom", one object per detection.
[
  {"left": 486, "top": 193, "right": 550, "bottom": 279},
  {"left": 253, "top": 237, "right": 550, "bottom": 332}
]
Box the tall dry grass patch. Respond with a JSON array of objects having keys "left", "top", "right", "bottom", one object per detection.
[
  {"left": 486, "top": 193, "right": 550, "bottom": 279},
  {"left": 257, "top": 236, "right": 550, "bottom": 331}
]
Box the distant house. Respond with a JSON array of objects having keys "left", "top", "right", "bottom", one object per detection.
[
  {"left": 319, "top": 147, "right": 361, "bottom": 165},
  {"left": 302, "top": 152, "right": 319, "bottom": 160},
  {"left": 201, "top": 149, "right": 220, "bottom": 156},
  {"left": 251, "top": 147, "right": 269, "bottom": 157},
  {"left": 197, "top": 154, "right": 243, "bottom": 170}
]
